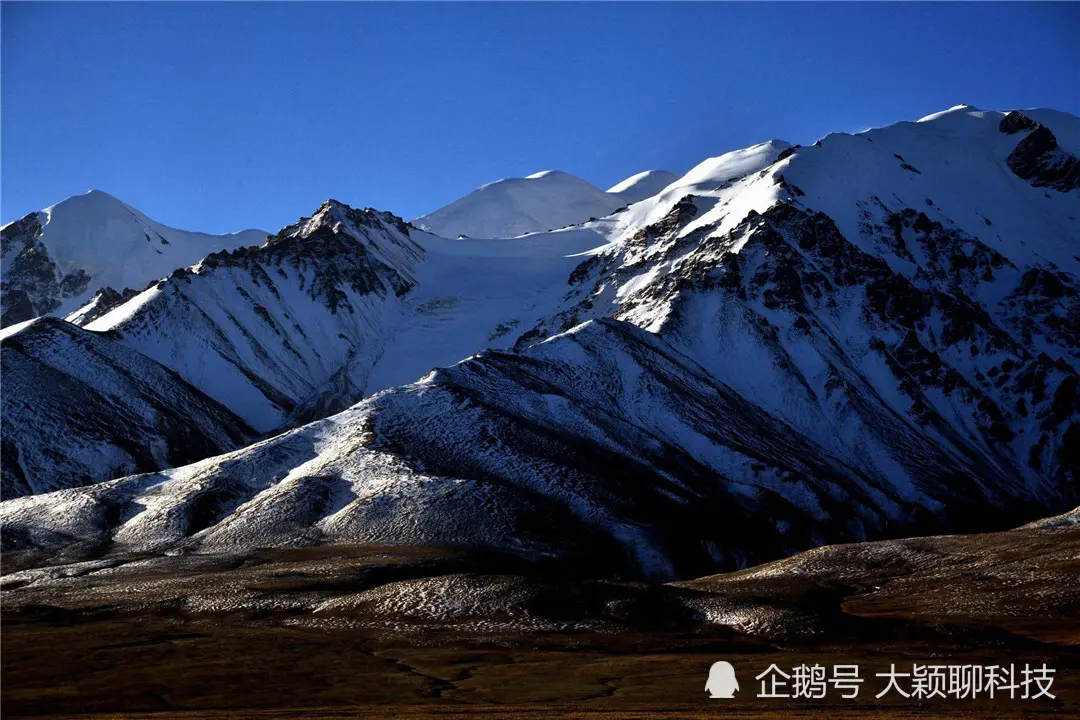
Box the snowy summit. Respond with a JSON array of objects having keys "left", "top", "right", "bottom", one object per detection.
[
  {"left": 1, "top": 190, "right": 268, "bottom": 326},
  {"left": 414, "top": 168, "right": 678, "bottom": 240}
]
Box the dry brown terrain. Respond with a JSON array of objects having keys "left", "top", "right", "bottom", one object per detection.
[{"left": 3, "top": 519, "right": 1079, "bottom": 719}]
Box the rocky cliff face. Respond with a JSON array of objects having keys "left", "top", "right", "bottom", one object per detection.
[
  {"left": 518, "top": 106, "right": 1079, "bottom": 509},
  {"left": 0, "top": 213, "right": 89, "bottom": 325},
  {"left": 1001, "top": 111, "right": 1080, "bottom": 192}
]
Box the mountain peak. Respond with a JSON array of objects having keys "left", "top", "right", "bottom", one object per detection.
[
  {"left": 524, "top": 170, "right": 572, "bottom": 180},
  {"left": 320, "top": 197, "right": 352, "bottom": 211},
  {"left": 607, "top": 169, "right": 679, "bottom": 203},
  {"left": 309, "top": 197, "right": 352, "bottom": 224},
  {"left": 294, "top": 199, "right": 409, "bottom": 241},
  {"left": 44, "top": 188, "right": 139, "bottom": 220},
  {"left": 82, "top": 188, "right": 123, "bottom": 200},
  {"left": 916, "top": 104, "right": 985, "bottom": 123},
  {"left": 415, "top": 170, "right": 622, "bottom": 239},
  {"left": 2, "top": 192, "right": 268, "bottom": 327},
  {"left": 757, "top": 139, "right": 793, "bottom": 152},
  {"left": 4, "top": 105, "right": 1080, "bottom": 599}
]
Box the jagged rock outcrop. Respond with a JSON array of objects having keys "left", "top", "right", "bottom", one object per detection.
[
  {"left": 0, "top": 213, "right": 88, "bottom": 325},
  {"left": 1000, "top": 111, "right": 1080, "bottom": 192}
]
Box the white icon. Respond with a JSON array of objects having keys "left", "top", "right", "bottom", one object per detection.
[{"left": 706, "top": 661, "right": 740, "bottom": 698}]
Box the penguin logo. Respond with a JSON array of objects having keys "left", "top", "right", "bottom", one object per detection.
[{"left": 705, "top": 661, "right": 739, "bottom": 698}]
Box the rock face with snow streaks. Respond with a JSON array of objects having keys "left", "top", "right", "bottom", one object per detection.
[
  {"left": 78, "top": 200, "right": 425, "bottom": 432},
  {"left": 1, "top": 317, "right": 252, "bottom": 498},
  {"left": 1000, "top": 111, "right": 1080, "bottom": 192}
]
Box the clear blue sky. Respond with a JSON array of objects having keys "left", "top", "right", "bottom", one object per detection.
[{"left": 3, "top": 2, "right": 1078, "bottom": 234}]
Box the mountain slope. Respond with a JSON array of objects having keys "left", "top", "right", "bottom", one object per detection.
[
  {"left": 414, "top": 170, "right": 625, "bottom": 239},
  {"left": 0, "top": 190, "right": 268, "bottom": 327},
  {"left": 2, "top": 317, "right": 1071, "bottom": 577},
  {"left": 71, "top": 200, "right": 612, "bottom": 434},
  {"left": 0, "top": 317, "right": 252, "bottom": 498},
  {"left": 77, "top": 201, "right": 424, "bottom": 433},
  {"left": 361, "top": 225, "right": 604, "bottom": 396},
  {"left": 0, "top": 318, "right": 918, "bottom": 576},
  {"left": 366, "top": 146, "right": 788, "bottom": 396},
  {"left": 606, "top": 170, "right": 679, "bottom": 204},
  {"left": 518, "top": 106, "right": 1079, "bottom": 500}
]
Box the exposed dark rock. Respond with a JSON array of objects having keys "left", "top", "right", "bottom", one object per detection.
[
  {"left": 67, "top": 286, "right": 144, "bottom": 326},
  {"left": 999, "top": 111, "right": 1039, "bottom": 134},
  {"left": 1, "top": 212, "right": 98, "bottom": 326},
  {"left": 775, "top": 145, "right": 801, "bottom": 162},
  {"left": 1006, "top": 123, "right": 1080, "bottom": 192}
]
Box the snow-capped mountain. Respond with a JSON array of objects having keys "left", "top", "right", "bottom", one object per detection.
[
  {"left": 3, "top": 105, "right": 1078, "bottom": 580},
  {"left": 414, "top": 169, "right": 681, "bottom": 240},
  {"left": 1, "top": 317, "right": 251, "bottom": 498},
  {"left": 68, "top": 199, "right": 622, "bottom": 436},
  {"left": 0, "top": 190, "right": 268, "bottom": 327},
  {"left": 414, "top": 170, "right": 626, "bottom": 239},
  {"left": 516, "top": 107, "right": 1079, "bottom": 501},
  {"left": 76, "top": 201, "right": 424, "bottom": 432},
  {"left": 606, "top": 169, "right": 679, "bottom": 204},
  {"left": 1, "top": 199, "right": 423, "bottom": 495},
  {"left": 2, "top": 197, "right": 599, "bottom": 496}
]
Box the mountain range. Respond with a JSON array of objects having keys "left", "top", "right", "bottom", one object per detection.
[{"left": 2, "top": 105, "right": 1078, "bottom": 582}]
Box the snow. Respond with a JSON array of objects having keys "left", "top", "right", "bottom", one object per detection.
[
  {"left": 414, "top": 170, "right": 625, "bottom": 239},
  {"left": 79, "top": 202, "right": 425, "bottom": 433},
  {"left": 594, "top": 140, "right": 791, "bottom": 242},
  {"left": 1023, "top": 107, "right": 1080, "bottom": 157},
  {"left": 83, "top": 285, "right": 162, "bottom": 331},
  {"left": 917, "top": 104, "right": 982, "bottom": 123},
  {"left": 0, "top": 317, "right": 40, "bottom": 341},
  {"left": 1, "top": 317, "right": 922, "bottom": 577},
  {"left": 364, "top": 227, "right": 605, "bottom": 394},
  {"left": 63, "top": 295, "right": 107, "bottom": 326},
  {"left": 784, "top": 106, "right": 1080, "bottom": 269},
  {"left": 1, "top": 317, "right": 249, "bottom": 497},
  {"left": 607, "top": 169, "right": 679, "bottom": 203}
]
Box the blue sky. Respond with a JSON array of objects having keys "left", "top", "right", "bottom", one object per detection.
[{"left": 3, "top": 2, "right": 1078, "bottom": 234}]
